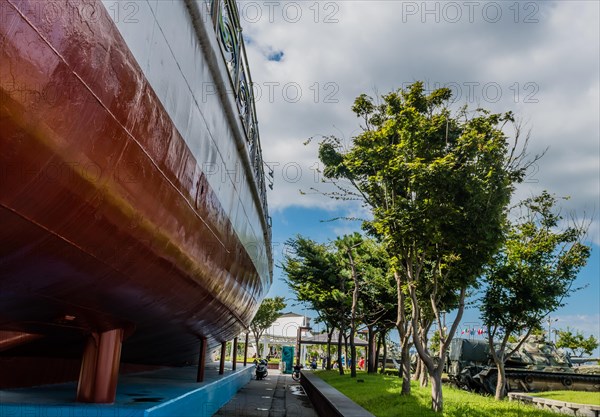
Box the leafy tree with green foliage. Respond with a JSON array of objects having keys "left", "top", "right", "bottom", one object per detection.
[
  {"left": 318, "top": 82, "right": 528, "bottom": 412},
  {"left": 283, "top": 236, "right": 351, "bottom": 374},
  {"left": 481, "top": 192, "right": 590, "bottom": 400},
  {"left": 284, "top": 234, "right": 392, "bottom": 376},
  {"left": 556, "top": 328, "right": 598, "bottom": 357},
  {"left": 430, "top": 330, "right": 441, "bottom": 356},
  {"left": 249, "top": 297, "right": 286, "bottom": 358},
  {"left": 334, "top": 234, "right": 390, "bottom": 378}
]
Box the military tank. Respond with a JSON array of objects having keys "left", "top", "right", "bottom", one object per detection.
[{"left": 446, "top": 337, "right": 600, "bottom": 395}]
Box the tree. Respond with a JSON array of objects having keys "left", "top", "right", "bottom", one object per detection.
[
  {"left": 284, "top": 234, "right": 391, "bottom": 377},
  {"left": 429, "top": 330, "right": 441, "bottom": 356},
  {"left": 481, "top": 192, "right": 590, "bottom": 399},
  {"left": 283, "top": 236, "right": 351, "bottom": 374},
  {"left": 394, "top": 268, "right": 414, "bottom": 394},
  {"left": 249, "top": 297, "right": 286, "bottom": 358},
  {"left": 359, "top": 256, "right": 396, "bottom": 374},
  {"left": 334, "top": 234, "right": 389, "bottom": 378},
  {"left": 337, "top": 234, "right": 363, "bottom": 378},
  {"left": 318, "top": 82, "right": 528, "bottom": 412},
  {"left": 557, "top": 328, "right": 598, "bottom": 357}
]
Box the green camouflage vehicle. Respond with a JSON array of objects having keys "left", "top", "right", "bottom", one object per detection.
[{"left": 447, "top": 337, "right": 600, "bottom": 394}]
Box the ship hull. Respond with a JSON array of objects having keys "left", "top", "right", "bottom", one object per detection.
[{"left": 0, "top": 0, "right": 271, "bottom": 387}]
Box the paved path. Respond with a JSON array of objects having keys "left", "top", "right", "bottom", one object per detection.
[{"left": 214, "top": 370, "right": 317, "bottom": 417}]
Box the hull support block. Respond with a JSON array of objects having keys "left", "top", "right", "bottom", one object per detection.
[{"left": 77, "top": 328, "right": 123, "bottom": 404}]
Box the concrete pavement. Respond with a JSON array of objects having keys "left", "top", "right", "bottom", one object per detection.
[
  {"left": 0, "top": 364, "right": 252, "bottom": 417},
  {"left": 214, "top": 370, "right": 318, "bottom": 417}
]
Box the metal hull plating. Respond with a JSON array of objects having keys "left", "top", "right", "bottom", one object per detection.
[{"left": 0, "top": 0, "right": 271, "bottom": 388}]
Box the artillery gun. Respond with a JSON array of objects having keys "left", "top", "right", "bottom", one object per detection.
[{"left": 446, "top": 337, "right": 600, "bottom": 395}]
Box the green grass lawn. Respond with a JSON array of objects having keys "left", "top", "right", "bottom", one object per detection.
[
  {"left": 533, "top": 390, "right": 600, "bottom": 405},
  {"left": 315, "top": 370, "right": 560, "bottom": 417}
]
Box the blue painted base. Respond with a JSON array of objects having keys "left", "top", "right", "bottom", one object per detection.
[{"left": 0, "top": 363, "right": 253, "bottom": 417}]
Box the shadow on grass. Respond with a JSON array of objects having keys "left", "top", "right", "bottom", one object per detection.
[{"left": 315, "top": 371, "right": 559, "bottom": 417}]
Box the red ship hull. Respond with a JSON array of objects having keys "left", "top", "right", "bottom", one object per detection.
[{"left": 0, "top": 0, "right": 271, "bottom": 393}]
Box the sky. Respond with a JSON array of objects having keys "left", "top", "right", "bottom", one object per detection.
[{"left": 237, "top": 1, "right": 600, "bottom": 352}]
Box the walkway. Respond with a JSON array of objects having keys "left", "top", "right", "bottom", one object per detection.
[{"left": 214, "top": 370, "right": 318, "bottom": 417}]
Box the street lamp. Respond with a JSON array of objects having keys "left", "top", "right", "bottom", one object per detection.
[{"left": 546, "top": 317, "right": 558, "bottom": 342}]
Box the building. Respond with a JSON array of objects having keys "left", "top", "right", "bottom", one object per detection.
[{"left": 251, "top": 313, "right": 312, "bottom": 364}]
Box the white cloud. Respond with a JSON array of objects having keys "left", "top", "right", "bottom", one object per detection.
[
  {"left": 242, "top": 1, "right": 599, "bottom": 241},
  {"left": 554, "top": 314, "right": 600, "bottom": 346}
]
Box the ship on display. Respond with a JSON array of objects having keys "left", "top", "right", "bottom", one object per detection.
[
  {"left": 0, "top": 0, "right": 272, "bottom": 403},
  {"left": 447, "top": 338, "right": 600, "bottom": 395}
]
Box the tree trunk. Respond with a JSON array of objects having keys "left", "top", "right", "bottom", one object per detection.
[
  {"left": 413, "top": 357, "right": 421, "bottom": 381},
  {"left": 337, "top": 330, "right": 344, "bottom": 375},
  {"left": 349, "top": 249, "right": 359, "bottom": 378},
  {"left": 495, "top": 360, "right": 507, "bottom": 400},
  {"left": 401, "top": 341, "right": 411, "bottom": 395},
  {"left": 253, "top": 332, "right": 262, "bottom": 359},
  {"left": 344, "top": 334, "right": 349, "bottom": 370},
  {"left": 395, "top": 270, "right": 412, "bottom": 393},
  {"left": 487, "top": 328, "right": 523, "bottom": 401},
  {"left": 373, "top": 330, "right": 387, "bottom": 373},
  {"left": 380, "top": 333, "right": 387, "bottom": 374},
  {"left": 419, "top": 359, "right": 429, "bottom": 388},
  {"left": 350, "top": 334, "right": 357, "bottom": 377},
  {"left": 409, "top": 284, "right": 467, "bottom": 413},
  {"left": 431, "top": 369, "right": 443, "bottom": 412},
  {"left": 417, "top": 321, "right": 432, "bottom": 388},
  {"left": 367, "top": 326, "right": 375, "bottom": 373},
  {"left": 326, "top": 329, "right": 333, "bottom": 370}
]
